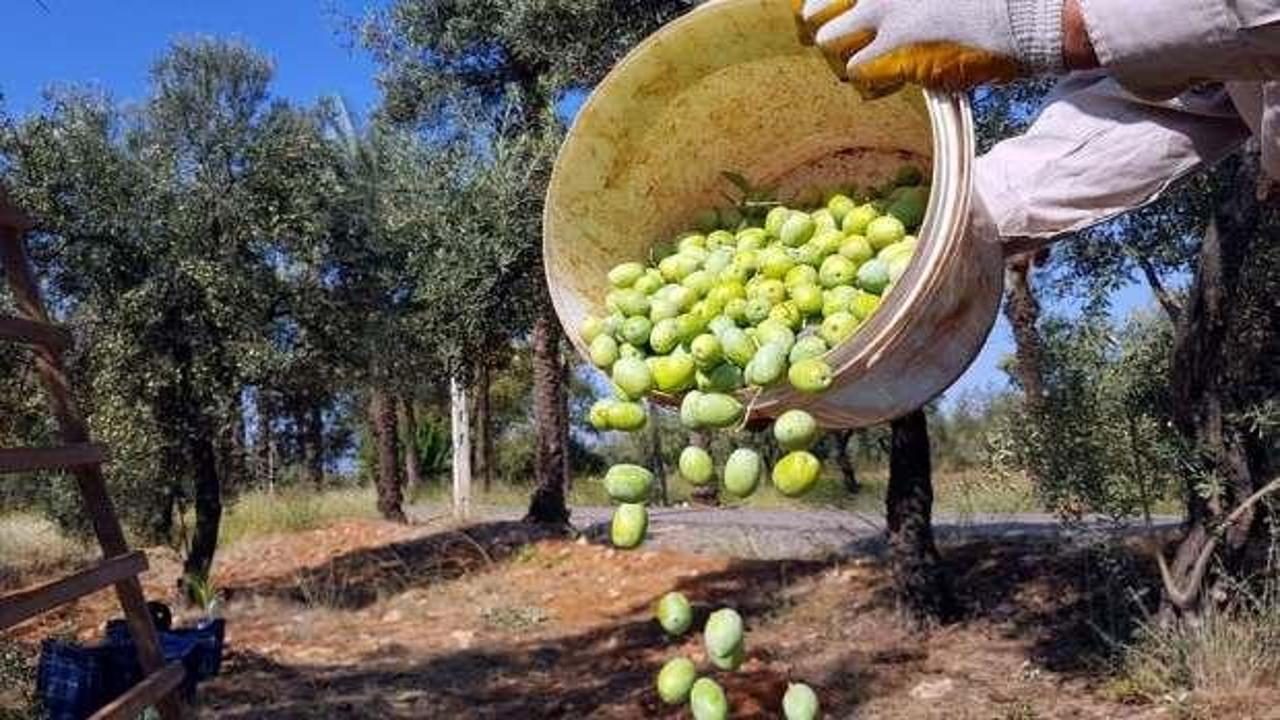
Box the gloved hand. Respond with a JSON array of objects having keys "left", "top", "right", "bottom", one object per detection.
[{"left": 800, "top": 0, "right": 1067, "bottom": 97}]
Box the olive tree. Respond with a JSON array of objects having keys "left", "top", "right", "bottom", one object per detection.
[
  {"left": 358, "top": 0, "right": 697, "bottom": 524},
  {"left": 1, "top": 39, "right": 285, "bottom": 582}
]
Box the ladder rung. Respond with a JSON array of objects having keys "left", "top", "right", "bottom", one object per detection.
[
  {"left": 0, "top": 314, "right": 71, "bottom": 351},
  {"left": 0, "top": 551, "right": 147, "bottom": 631},
  {"left": 88, "top": 661, "right": 186, "bottom": 720},
  {"left": 0, "top": 443, "right": 106, "bottom": 474}
]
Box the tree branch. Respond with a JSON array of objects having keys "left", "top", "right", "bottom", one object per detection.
[
  {"left": 1131, "top": 250, "right": 1182, "bottom": 322},
  {"left": 1157, "top": 475, "right": 1280, "bottom": 610}
]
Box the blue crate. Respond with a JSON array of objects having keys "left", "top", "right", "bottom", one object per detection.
[
  {"left": 36, "top": 615, "right": 225, "bottom": 719},
  {"left": 104, "top": 617, "right": 226, "bottom": 685}
]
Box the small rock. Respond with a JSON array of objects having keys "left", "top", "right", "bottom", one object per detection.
[
  {"left": 381, "top": 609, "right": 403, "bottom": 623},
  {"left": 909, "top": 678, "right": 955, "bottom": 701},
  {"left": 450, "top": 630, "right": 475, "bottom": 649},
  {"left": 576, "top": 536, "right": 588, "bottom": 545}
]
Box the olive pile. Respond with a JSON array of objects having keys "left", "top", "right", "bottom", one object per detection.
[
  {"left": 654, "top": 591, "right": 820, "bottom": 720},
  {"left": 585, "top": 168, "right": 929, "bottom": 548}
]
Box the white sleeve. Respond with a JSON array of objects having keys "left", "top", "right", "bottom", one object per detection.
[
  {"left": 1078, "top": 0, "right": 1280, "bottom": 99},
  {"left": 975, "top": 72, "right": 1251, "bottom": 249}
]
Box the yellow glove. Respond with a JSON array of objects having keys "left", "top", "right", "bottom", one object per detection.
[{"left": 799, "top": 0, "right": 1066, "bottom": 97}]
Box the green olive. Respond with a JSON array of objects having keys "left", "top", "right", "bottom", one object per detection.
[
  {"left": 839, "top": 235, "right": 874, "bottom": 264},
  {"left": 865, "top": 216, "right": 906, "bottom": 251},
  {"left": 589, "top": 334, "right": 619, "bottom": 369},
  {"left": 820, "top": 312, "right": 860, "bottom": 346},
  {"left": 841, "top": 203, "right": 880, "bottom": 235},
  {"left": 784, "top": 265, "right": 819, "bottom": 288},
  {"left": 789, "top": 283, "right": 824, "bottom": 316},
  {"left": 818, "top": 255, "right": 858, "bottom": 289},
  {"left": 780, "top": 212, "right": 817, "bottom": 247},
  {"left": 760, "top": 246, "right": 795, "bottom": 280}
]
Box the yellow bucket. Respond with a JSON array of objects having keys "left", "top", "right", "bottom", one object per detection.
[{"left": 543, "top": 0, "right": 1004, "bottom": 427}]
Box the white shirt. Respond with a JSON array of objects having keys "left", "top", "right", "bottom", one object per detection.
[{"left": 977, "top": 0, "right": 1278, "bottom": 244}]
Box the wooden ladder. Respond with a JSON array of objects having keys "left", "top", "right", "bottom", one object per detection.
[{"left": 0, "top": 198, "right": 186, "bottom": 720}]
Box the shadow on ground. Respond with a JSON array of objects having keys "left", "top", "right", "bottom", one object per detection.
[
  {"left": 222, "top": 521, "right": 570, "bottom": 609},
  {"left": 204, "top": 555, "right": 837, "bottom": 719},
  {"left": 203, "top": 520, "right": 1166, "bottom": 718}
]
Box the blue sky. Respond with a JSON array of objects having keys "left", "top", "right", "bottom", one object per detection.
[
  {"left": 0, "top": 2, "right": 1158, "bottom": 406},
  {"left": 0, "top": 1, "right": 380, "bottom": 117}
]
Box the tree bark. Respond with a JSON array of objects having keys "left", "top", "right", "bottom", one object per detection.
[
  {"left": 831, "top": 429, "right": 859, "bottom": 494},
  {"left": 254, "top": 389, "right": 274, "bottom": 491},
  {"left": 369, "top": 388, "right": 407, "bottom": 523},
  {"left": 526, "top": 309, "right": 570, "bottom": 525},
  {"left": 1003, "top": 252, "right": 1047, "bottom": 414},
  {"left": 886, "top": 410, "right": 955, "bottom": 626},
  {"left": 560, "top": 351, "right": 572, "bottom": 491},
  {"left": 474, "top": 360, "right": 494, "bottom": 492},
  {"left": 224, "top": 397, "right": 248, "bottom": 495},
  {"left": 1164, "top": 150, "right": 1277, "bottom": 619},
  {"left": 450, "top": 375, "right": 473, "bottom": 520},
  {"left": 648, "top": 405, "right": 668, "bottom": 506},
  {"left": 301, "top": 401, "right": 324, "bottom": 488},
  {"left": 1131, "top": 248, "right": 1183, "bottom": 323},
  {"left": 398, "top": 396, "right": 423, "bottom": 495},
  {"left": 183, "top": 431, "right": 223, "bottom": 584}
]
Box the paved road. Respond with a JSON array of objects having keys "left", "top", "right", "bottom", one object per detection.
[{"left": 410, "top": 504, "right": 1180, "bottom": 560}]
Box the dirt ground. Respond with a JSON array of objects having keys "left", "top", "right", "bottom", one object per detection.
[{"left": 6, "top": 514, "right": 1277, "bottom": 719}]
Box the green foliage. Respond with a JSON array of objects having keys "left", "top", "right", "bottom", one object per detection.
[
  {"left": 988, "top": 310, "right": 1189, "bottom": 520},
  {"left": 415, "top": 417, "right": 452, "bottom": 479},
  {"left": 182, "top": 571, "right": 224, "bottom": 618},
  {"left": 0, "top": 39, "right": 297, "bottom": 541},
  {"left": 361, "top": 0, "right": 697, "bottom": 130}
]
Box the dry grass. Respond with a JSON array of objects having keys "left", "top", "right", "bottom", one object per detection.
[
  {"left": 217, "top": 487, "right": 379, "bottom": 547},
  {"left": 407, "top": 479, "right": 614, "bottom": 510},
  {"left": 0, "top": 512, "right": 89, "bottom": 581},
  {"left": 1114, "top": 583, "right": 1280, "bottom": 707},
  {"left": 413, "top": 467, "right": 1042, "bottom": 516}
]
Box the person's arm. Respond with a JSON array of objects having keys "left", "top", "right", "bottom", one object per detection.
[
  {"left": 802, "top": 0, "right": 1280, "bottom": 96},
  {"left": 974, "top": 73, "right": 1251, "bottom": 252},
  {"left": 1075, "top": 0, "right": 1280, "bottom": 98},
  {"left": 1062, "top": 0, "right": 1099, "bottom": 70}
]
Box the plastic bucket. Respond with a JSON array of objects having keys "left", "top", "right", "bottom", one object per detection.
[{"left": 543, "top": 0, "right": 1004, "bottom": 427}]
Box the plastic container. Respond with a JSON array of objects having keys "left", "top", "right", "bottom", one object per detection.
[{"left": 543, "top": 0, "right": 1004, "bottom": 427}]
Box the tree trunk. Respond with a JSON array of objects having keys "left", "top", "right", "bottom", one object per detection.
[
  {"left": 224, "top": 397, "right": 248, "bottom": 496},
  {"left": 254, "top": 389, "right": 274, "bottom": 491},
  {"left": 399, "top": 396, "right": 423, "bottom": 495},
  {"left": 1003, "top": 252, "right": 1047, "bottom": 414},
  {"left": 886, "top": 410, "right": 955, "bottom": 626},
  {"left": 560, "top": 351, "right": 572, "bottom": 491},
  {"left": 474, "top": 361, "right": 494, "bottom": 492},
  {"left": 831, "top": 428, "right": 859, "bottom": 493},
  {"left": 526, "top": 309, "right": 570, "bottom": 525},
  {"left": 301, "top": 401, "right": 324, "bottom": 488},
  {"left": 648, "top": 405, "right": 668, "bottom": 506},
  {"left": 369, "top": 388, "right": 407, "bottom": 523},
  {"left": 450, "top": 375, "right": 473, "bottom": 520},
  {"left": 183, "top": 431, "right": 223, "bottom": 585},
  {"left": 1164, "top": 149, "right": 1277, "bottom": 620}
]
